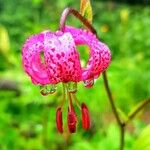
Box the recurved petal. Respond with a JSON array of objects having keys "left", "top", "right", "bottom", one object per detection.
[
  {"left": 64, "top": 26, "right": 111, "bottom": 82},
  {"left": 44, "top": 31, "right": 82, "bottom": 84},
  {"left": 22, "top": 31, "right": 52, "bottom": 85}
]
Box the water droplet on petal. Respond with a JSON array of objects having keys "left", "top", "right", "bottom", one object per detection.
[
  {"left": 67, "top": 82, "right": 77, "bottom": 93},
  {"left": 40, "top": 84, "right": 57, "bottom": 96},
  {"left": 84, "top": 79, "right": 94, "bottom": 88}
]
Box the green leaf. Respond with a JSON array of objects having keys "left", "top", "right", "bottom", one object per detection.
[
  {"left": 132, "top": 125, "right": 150, "bottom": 150},
  {"left": 80, "top": 0, "right": 93, "bottom": 23}
]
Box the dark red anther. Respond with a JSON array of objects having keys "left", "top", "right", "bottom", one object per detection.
[
  {"left": 56, "top": 107, "right": 63, "bottom": 133},
  {"left": 67, "top": 107, "right": 77, "bottom": 133},
  {"left": 81, "top": 103, "right": 90, "bottom": 130}
]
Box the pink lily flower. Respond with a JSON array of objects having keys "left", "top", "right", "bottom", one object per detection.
[{"left": 22, "top": 26, "right": 111, "bottom": 133}]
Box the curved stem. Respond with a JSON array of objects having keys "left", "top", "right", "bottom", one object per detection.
[
  {"left": 102, "top": 71, "right": 122, "bottom": 125},
  {"left": 120, "top": 125, "right": 125, "bottom": 150},
  {"left": 103, "top": 71, "right": 125, "bottom": 150},
  {"left": 59, "top": 7, "right": 96, "bottom": 34}
]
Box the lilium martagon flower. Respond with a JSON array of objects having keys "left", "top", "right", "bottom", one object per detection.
[{"left": 22, "top": 25, "right": 111, "bottom": 133}]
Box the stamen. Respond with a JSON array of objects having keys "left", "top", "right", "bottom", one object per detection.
[
  {"left": 56, "top": 107, "right": 63, "bottom": 133},
  {"left": 67, "top": 107, "right": 77, "bottom": 133},
  {"left": 66, "top": 85, "right": 73, "bottom": 110},
  {"left": 66, "top": 84, "right": 77, "bottom": 133},
  {"left": 60, "top": 83, "right": 66, "bottom": 108},
  {"left": 81, "top": 103, "right": 90, "bottom": 130}
]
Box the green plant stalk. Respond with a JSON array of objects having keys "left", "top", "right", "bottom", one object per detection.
[
  {"left": 126, "top": 98, "right": 150, "bottom": 123},
  {"left": 102, "top": 71, "right": 125, "bottom": 150}
]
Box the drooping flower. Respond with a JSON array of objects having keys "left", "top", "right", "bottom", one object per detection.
[{"left": 22, "top": 25, "right": 111, "bottom": 133}]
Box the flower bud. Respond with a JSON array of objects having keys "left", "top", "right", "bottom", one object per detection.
[
  {"left": 67, "top": 107, "right": 77, "bottom": 133},
  {"left": 81, "top": 103, "right": 90, "bottom": 130},
  {"left": 56, "top": 107, "right": 63, "bottom": 133}
]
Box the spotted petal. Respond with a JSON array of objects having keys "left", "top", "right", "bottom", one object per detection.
[
  {"left": 64, "top": 26, "right": 111, "bottom": 81},
  {"left": 22, "top": 30, "right": 82, "bottom": 85},
  {"left": 22, "top": 31, "right": 51, "bottom": 85},
  {"left": 44, "top": 31, "right": 82, "bottom": 84}
]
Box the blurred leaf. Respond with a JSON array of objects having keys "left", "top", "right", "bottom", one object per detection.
[
  {"left": 80, "top": 0, "right": 93, "bottom": 23},
  {"left": 0, "top": 25, "right": 10, "bottom": 55},
  {"left": 97, "top": 124, "right": 120, "bottom": 150},
  {"left": 120, "top": 8, "right": 129, "bottom": 24},
  {"left": 69, "top": 141, "right": 93, "bottom": 150},
  {"left": 132, "top": 125, "right": 150, "bottom": 150},
  {"left": 32, "top": 0, "right": 42, "bottom": 6}
]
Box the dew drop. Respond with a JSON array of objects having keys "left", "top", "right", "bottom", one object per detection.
[
  {"left": 84, "top": 79, "right": 94, "bottom": 88},
  {"left": 67, "top": 82, "right": 77, "bottom": 93},
  {"left": 40, "top": 84, "right": 57, "bottom": 96}
]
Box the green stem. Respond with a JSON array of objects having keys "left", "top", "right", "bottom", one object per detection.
[
  {"left": 120, "top": 125, "right": 125, "bottom": 150},
  {"left": 102, "top": 71, "right": 122, "bottom": 125},
  {"left": 60, "top": 83, "right": 66, "bottom": 108},
  {"left": 102, "top": 71, "right": 125, "bottom": 150},
  {"left": 126, "top": 98, "right": 150, "bottom": 123},
  {"left": 66, "top": 85, "right": 73, "bottom": 110}
]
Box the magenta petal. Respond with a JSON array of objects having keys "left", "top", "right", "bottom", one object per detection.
[
  {"left": 22, "top": 26, "right": 111, "bottom": 85},
  {"left": 64, "top": 26, "right": 111, "bottom": 81},
  {"left": 22, "top": 31, "right": 51, "bottom": 85},
  {"left": 22, "top": 30, "right": 82, "bottom": 85},
  {"left": 44, "top": 31, "right": 82, "bottom": 83}
]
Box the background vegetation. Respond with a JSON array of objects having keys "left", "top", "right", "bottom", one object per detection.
[{"left": 0, "top": 0, "right": 150, "bottom": 150}]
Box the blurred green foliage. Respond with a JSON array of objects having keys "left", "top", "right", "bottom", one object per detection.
[{"left": 0, "top": 0, "right": 150, "bottom": 150}]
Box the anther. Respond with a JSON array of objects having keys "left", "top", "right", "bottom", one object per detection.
[
  {"left": 81, "top": 103, "right": 90, "bottom": 130},
  {"left": 56, "top": 107, "right": 63, "bottom": 133}
]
